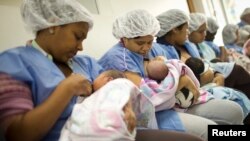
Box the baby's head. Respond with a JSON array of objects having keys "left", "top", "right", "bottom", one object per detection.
[
  {"left": 93, "top": 70, "right": 126, "bottom": 91},
  {"left": 147, "top": 60, "right": 169, "bottom": 82},
  {"left": 185, "top": 57, "right": 214, "bottom": 86}
]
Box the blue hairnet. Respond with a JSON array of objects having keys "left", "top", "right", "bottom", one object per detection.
[
  {"left": 112, "top": 9, "right": 160, "bottom": 39},
  {"left": 156, "top": 9, "right": 189, "bottom": 37},
  {"left": 189, "top": 13, "right": 207, "bottom": 33},
  {"left": 21, "top": 0, "right": 93, "bottom": 34}
]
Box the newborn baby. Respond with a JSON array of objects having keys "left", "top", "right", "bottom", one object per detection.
[
  {"left": 146, "top": 56, "right": 169, "bottom": 82},
  {"left": 60, "top": 70, "right": 137, "bottom": 141}
]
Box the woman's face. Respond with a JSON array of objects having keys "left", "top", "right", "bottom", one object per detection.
[
  {"left": 123, "top": 35, "right": 154, "bottom": 56},
  {"left": 189, "top": 23, "right": 207, "bottom": 44},
  {"left": 175, "top": 23, "right": 189, "bottom": 46},
  {"left": 49, "top": 22, "right": 89, "bottom": 63}
]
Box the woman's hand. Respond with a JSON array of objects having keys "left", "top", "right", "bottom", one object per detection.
[
  {"left": 60, "top": 73, "right": 92, "bottom": 96},
  {"left": 212, "top": 73, "right": 225, "bottom": 86}
]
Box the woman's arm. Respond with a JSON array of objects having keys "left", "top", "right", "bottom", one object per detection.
[
  {"left": 124, "top": 71, "right": 142, "bottom": 87},
  {"left": 177, "top": 75, "right": 200, "bottom": 103},
  {"left": 5, "top": 74, "right": 91, "bottom": 141}
]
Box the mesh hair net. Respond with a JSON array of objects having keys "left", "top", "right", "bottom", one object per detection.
[
  {"left": 189, "top": 13, "right": 207, "bottom": 33},
  {"left": 21, "top": 0, "right": 93, "bottom": 34},
  {"left": 240, "top": 8, "right": 250, "bottom": 19},
  {"left": 222, "top": 24, "right": 238, "bottom": 45},
  {"left": 241, "top": 25, "right": 250, "bottom": 34},
  {"left": 156, "top": 9, "right": 189, "bottom": 38},
  {"left": 112, "top": 9, "right": 160, "bottom": 39},
  {"left": 207, "top": 17, "right": 219, "bottom": 34}
]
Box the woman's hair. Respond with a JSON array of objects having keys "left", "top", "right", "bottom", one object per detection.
[{"left": 156, "top": 22, "right": 187, "bottom": 44}]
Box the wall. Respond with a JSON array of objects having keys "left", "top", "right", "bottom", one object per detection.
[{"left": 0, "top": 0, "right": 189, "bottom": 59}]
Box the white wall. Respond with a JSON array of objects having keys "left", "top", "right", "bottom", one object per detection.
[{"left": 0, "top": 0, "right": 189, "bottom": 59}]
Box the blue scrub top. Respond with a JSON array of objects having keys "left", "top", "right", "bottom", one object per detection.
[
  {"left": 98, "top": 42, "right": 165, "bottom": 77},
  {"left": 153, "top": 42, "right": 180, "bottom": 59},
  {"left": 204, "top": 41, "right": 221, "bottom": 57},
  {"left": 0, "top": 46, "right": 103, "bottom": 141},
  {"left": 225, "top": 44, "right": 243, "bottom": 54}
]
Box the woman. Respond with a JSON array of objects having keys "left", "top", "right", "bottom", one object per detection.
[
  {"left": 0, "top": 1, "right": 204, "bottom": 141},
  {"left": 98, "top": 9, "right": 242, "bottom": 141}
]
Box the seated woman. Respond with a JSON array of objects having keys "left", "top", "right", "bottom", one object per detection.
[{"left": 98, "top": 9, "right": 243, "bottom": 141}]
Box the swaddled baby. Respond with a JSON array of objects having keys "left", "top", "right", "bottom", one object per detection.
[
  {"left": 59, "top": 70, "right": 137, "bottom": 141},
  {"left": 146, "top": 57, "right": 194, "bottom": 108}
]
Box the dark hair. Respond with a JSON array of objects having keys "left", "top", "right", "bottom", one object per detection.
[
  {"left": 185, "top": 57, "right": 204, "bottom": 81},
  {"left": 156, "top": 22, "right": 187, "bottom": 44}
]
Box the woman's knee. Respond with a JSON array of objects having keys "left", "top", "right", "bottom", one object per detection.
[{"left": 135, "top": 129, "right": 204, "bottom": 141}]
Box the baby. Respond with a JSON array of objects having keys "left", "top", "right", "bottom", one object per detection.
[
  {"left": 145, "top": 57, "right": 195, "bottom": 108},
  {"left": 93, "top": 70, "right": 136, "bottom": 133},
  {"left": 185, "top": 57, "right": 215, "bottom": 86},
  {"left": 146, "top": 56, "right": 169, "bottom": 82},
  {"left": 60, "top": 70, "right": 137, "bottom": 141},
  {"left": 93, "top": 69, "right": 127, "bottom": 91}
]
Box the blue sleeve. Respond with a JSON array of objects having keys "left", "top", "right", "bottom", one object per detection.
[
  {"left": 75, "top": 55, "right": 104, "bottom": 82},
  {"left": 98, "top": 49, "right": 128, "bottom": 72},
  {"left": 184, "top": 41, "right": 201, "bottom": 58},
  {"left": 98, "top": 44, "right": 145, "bottom": 76}
]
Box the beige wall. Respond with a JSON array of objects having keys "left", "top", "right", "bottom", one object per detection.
[{"left": 0, "top": 0, "right": 189, "bottom": 59}]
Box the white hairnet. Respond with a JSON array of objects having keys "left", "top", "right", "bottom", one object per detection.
[
  {"left": 112, "top": 9, "right": 160, "bottom": 39},
  {"left": 21, "top": 0, "right": 93, "bottom": 34},
  {"left": 189, "top": 13, "right": 207, "bottom": 33},
  {"left": 241, "top": 7, "right": 250, "bottom": 19},
  {"left": 241, "top": 25, "right": 250, "bottom": 34},
  {"left": 156, "top": 9, "right": 189, "bottom": 37},
  {"left": 236, "top": 29, "right": 250, "bottom": 47},
  {"left": 207, "top": 17, "right": 219, "bottom": 33},
  {"left": 222, "top": 24, "right": 239, "bottom": 45}
]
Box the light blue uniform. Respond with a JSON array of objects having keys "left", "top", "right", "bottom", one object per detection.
[
  {"left": 98, "top": 42, "right": 185, "bottom": 132},
  {"left": 225, "top": 44, "right": 243, "bottom": 54},
  {"left": 0, "top": 45, "right": 103, "bottom": 141},
  {"left": 204, "top": 41, "right": 221, "bottom": 57},
  {"left": 155, "top": 42, "right": 180, "bottom": 59}
]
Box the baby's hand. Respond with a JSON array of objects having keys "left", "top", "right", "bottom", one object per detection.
[{"left": 60, "top": 73, "right": 92, "bottom": 96}]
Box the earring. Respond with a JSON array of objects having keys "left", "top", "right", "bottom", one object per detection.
[{"left": 49, "top": 29, "right": 54, "bottom": 34}]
